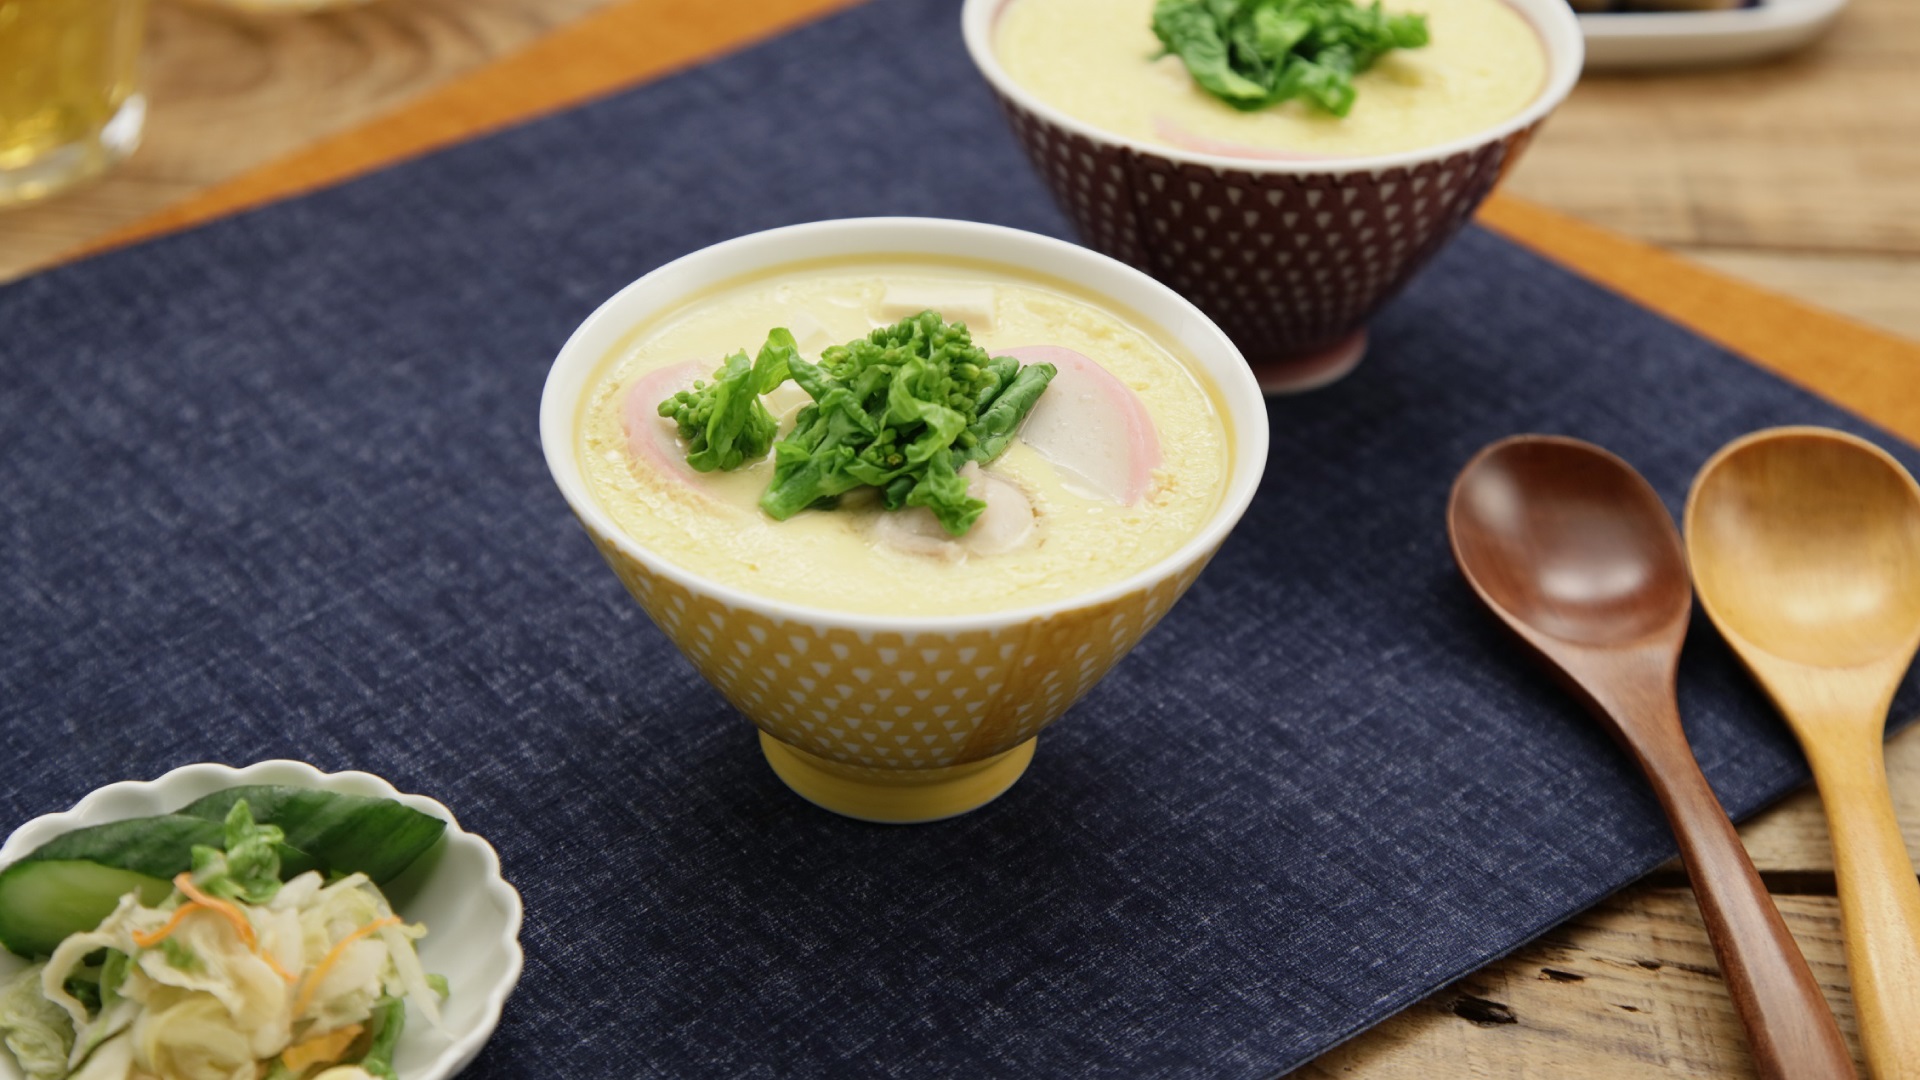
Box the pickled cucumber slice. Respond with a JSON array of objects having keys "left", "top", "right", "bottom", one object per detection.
[
  {"left": 0, "top": 860, "right": 171, "bottom": 958},
  {"left": 175, "top": 787, "right": 445, "bottom": 885},
  {"left": 6, "top": 814, "right": 317, "bottom": 883},
  {"left": 0, "top": 787, "right": 446, "bottom": 959}
]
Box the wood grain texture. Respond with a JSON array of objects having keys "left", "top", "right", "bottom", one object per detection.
[
  {"left": 1677, "top": 252, "right": 1920, "bottom": 345},
  {"left": 82, "top": 0, "right": 862, "bottom": 258},
  {"left": 1738, "top": 729, "right": 1920, "bottom": 875},
  {"left": 1288, "top": 890, "right": 1866, "bottom": 1079},
  {"left": 1475, "top": 196, "right": 1920, "bottom": 450},
  {"left": 1500, "top": 0, "right": 1920, "bottom": 256},
  {"left": 1451, "top": 436, "right": 1854, "bottom": 1080},
  {"left": 1307, "top": 729, "right": 1920, "bottom": 1078},
  {"left": 0, "top": 0, "right": 618, "bottom": 280},
  {"left": 1686, "top": 429, "right": 1920, "bottom": 1079}
]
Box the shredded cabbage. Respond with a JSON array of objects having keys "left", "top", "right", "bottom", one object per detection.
[
  {"left": 0, "top": 965, "right": 73, "bottom": 1080},
  {"left": 65, "top": 1031, "right": 129, "bottom": 1080},
  {"left": 0, "top": 802, "right": 448, "bottom": 1080}
]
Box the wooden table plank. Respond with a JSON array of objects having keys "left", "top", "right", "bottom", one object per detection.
[
  {"left": 1290, "top": 891, "right": 1863, "bottom": 1078},
  {"left": 1502, "top": 0, "right": 1920, "bottom": 256},
  {"left": 0, "top": 0, "right": 616, "bottom": 280},
  {"left": 1491, "top": 0, "right": 1920, "bottom": 342},
  {"left": 1476, "top": 196, "right": 1920, "bottom": 447},
  {"left": 83, "top": 0, "right": 860, "bottom": 258},
  {"left": 1290, "top": 728, "right": 1920, "bottom": 1078},
  {"left": 1678, "top": 250, "right": 1920, "bottom": 344}
]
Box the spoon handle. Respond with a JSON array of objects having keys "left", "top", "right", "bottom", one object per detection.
[
  {"left": 1804, "top": 726, "right": 1920, "bottom": 1080},
  {"left": 1633, "top": 721, "right": 1857, "bottom": 1080}
]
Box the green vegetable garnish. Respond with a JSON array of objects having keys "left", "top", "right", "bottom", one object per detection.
[
  {"left": 657, "top": 329, "right": 796, "bottom": 472},
  {"left": 58, "top": 970, "right": 98, "bottom": 1015},
  {"left": 355, "top": 995, "right": 407, "bottom": 1080},
  {"left": 189, "top": 801, "right": 285, "bottom": 905},
  {"left": 659, "top": 311, "right": 1056, "bottom": 537},
  {"left": 97, "top": 950, "right": 128, "bottom": 1015},
  {"left": 1152, "top": 0, "right": 1430, "bottom": 117},
  {"left": 158, "top": 938, "right": 199, "bottom": 972},
  {"left": 177, "top": 785, "right": 448, "bottom": 886}
]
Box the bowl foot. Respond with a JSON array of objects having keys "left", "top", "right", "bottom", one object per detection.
[
  {"left": 1248, "top": 330, "right": 1368, "bottom": 394},
  {"left": 758, "top": 732, "right": 1036, "bottom": 824}
]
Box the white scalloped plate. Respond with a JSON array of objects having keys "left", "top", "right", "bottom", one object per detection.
[
  {"left": 0, "top": 760, "right": 524, "bottom": 1080},
  {"left": 1580, "top": 0, "right": 1849, "bottom": 69}
]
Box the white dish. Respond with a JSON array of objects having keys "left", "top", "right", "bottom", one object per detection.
[
  {"left": 0, "top": 760, "right": 524, "bottom": 1080},
  {"left": 1580, "top": 0, "right": 1848, "bottom": 69}
]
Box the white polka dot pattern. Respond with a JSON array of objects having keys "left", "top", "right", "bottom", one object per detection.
[
  {"left": 583, "top": 522, "right": 1218, "bottom": 772},
  {"left": 995, "top": 96, "right": 1538, "bottom": 365}
]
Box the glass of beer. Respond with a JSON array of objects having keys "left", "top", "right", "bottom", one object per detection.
[
  {"left": 0, "top": 0, "right": 149, "bottom": 208},
  {"left": 192, "top": 0, "right": 373, "bottom": 11}
]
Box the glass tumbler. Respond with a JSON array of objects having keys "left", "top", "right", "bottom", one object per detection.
[
  {"left": 0, "top": 0, "right": 148, "bottom": 208},
  {"left": 187, "top": 0, "right": 374, "bottom": 12}
]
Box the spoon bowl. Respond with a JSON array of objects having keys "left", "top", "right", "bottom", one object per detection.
[
  {"left": 1450, "top": 435, "right": 1853, "bottom": 1080},
  {"left": 1687, "top": 426, "right": 1920, "bottom": 1080},
  {"left": 1689, "top": 429, "right": 1920, "bottom": 669},
  {"left": 1452, "top": 436, "right": 1691, "bottom": 648}
]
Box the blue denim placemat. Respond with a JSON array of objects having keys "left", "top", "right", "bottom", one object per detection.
[{"left": 2, "top": 1, "right": 1915, "bottom": 1076}]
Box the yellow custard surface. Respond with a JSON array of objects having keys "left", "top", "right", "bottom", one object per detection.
[
  {"left": 994, "top": 0, "right": 1547, "bottom": 159},
  {"left": 575, "top": 259, "right": 1231, "bottom": 617}
]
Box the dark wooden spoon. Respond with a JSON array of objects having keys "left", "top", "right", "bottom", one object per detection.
[{"left": 1448, "top": 435, "right": 1854, "bottom": 1080}]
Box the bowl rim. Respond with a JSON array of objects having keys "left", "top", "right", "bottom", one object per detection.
[
  {"left": 959, "top": 0, "right": 1586, "bottom": 175},
  {"left": 540, "top": 216, "right": 1270, "bottom": 635},
  {"left": 0, "top": 759, "right": 525, "bottom": 1080}
]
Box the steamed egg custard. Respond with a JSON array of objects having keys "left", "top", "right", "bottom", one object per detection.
[
  {"left": 576, "top": 259, "right": 1231, "bottom": 617},
  {"left": 995, "top": 0, "right": 1547, "bottom": 159}
]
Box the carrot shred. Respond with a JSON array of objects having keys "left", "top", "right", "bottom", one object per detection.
[
  {"left": 130, "top": 902, "right": 208, "bottom": 948},
  {"left": 130, "top": 873, "right": 297, "bottom": 982},
  {"left": 279, "top": 1023, "right": 364, "bottom": 1071},
  {"left": 171, "top": 873, "right": 256, "bottom": 949},
  {"left": 294, "top": 916, "right": 403, "bottom": 1018},
  {"left": 260, "top": 950, "right": 299, "bottom": 984}
]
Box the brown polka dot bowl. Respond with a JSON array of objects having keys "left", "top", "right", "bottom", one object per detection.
[
  {"left": 540, "top": 218, "right": 1267, "bottom": 824},
  {"left": 963, "top": 0, "right": 1584, "bottom": 393}
]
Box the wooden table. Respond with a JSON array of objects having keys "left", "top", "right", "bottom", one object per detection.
[{"left": 3, "top": 1, "right": 1916, "bottom": 1075}]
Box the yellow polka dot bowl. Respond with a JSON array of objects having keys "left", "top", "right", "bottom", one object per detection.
[{"left": 540, "top": 218, "right": 1268, "bottom": 823}]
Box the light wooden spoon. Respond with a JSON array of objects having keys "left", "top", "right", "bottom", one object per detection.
[
  {"left": 1451, "top": 435, "right": 1854, "bottom": 1080},
  {"left": 1687, "top": 425, "right": 1920, "bottom": 1080}
]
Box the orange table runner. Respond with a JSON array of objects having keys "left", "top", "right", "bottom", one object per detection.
[{"left": 96, "top": 0, "right": 1920, "bottom": 444}]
